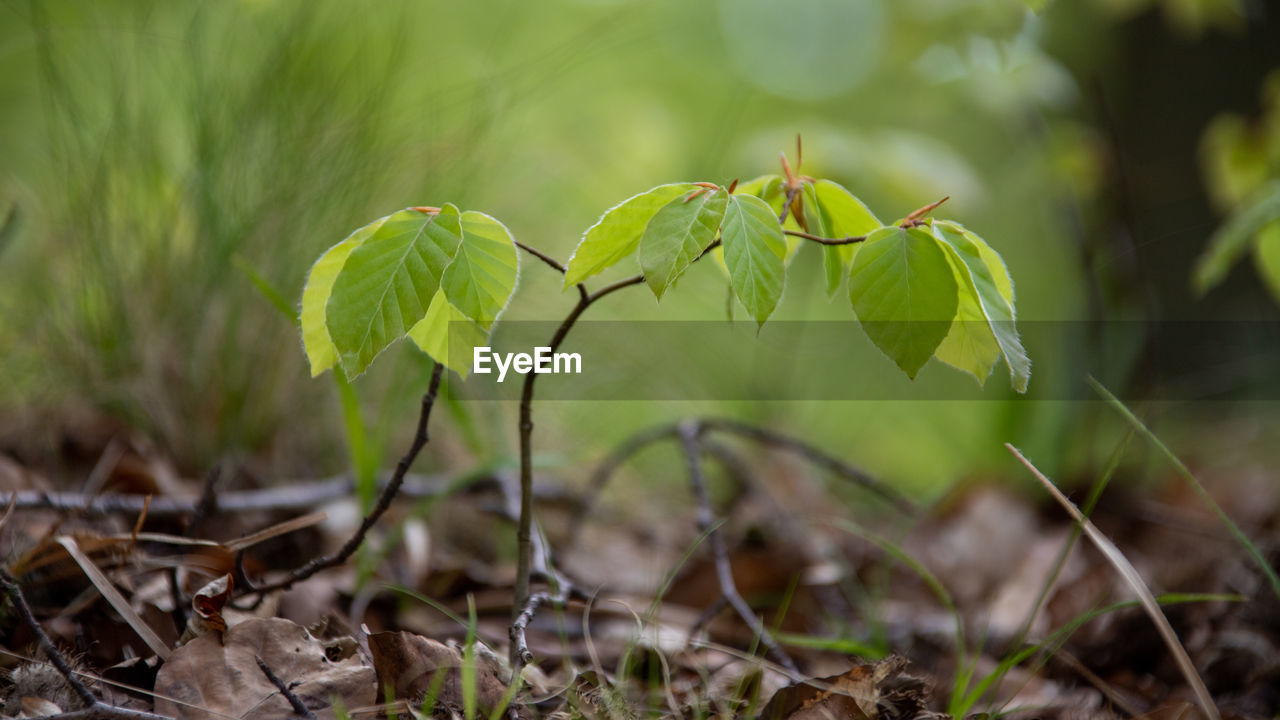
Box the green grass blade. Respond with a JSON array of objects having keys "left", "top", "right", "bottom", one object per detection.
[
  {"left": 1088, "top": 375, "right": 1280, "bottom": 601},
  {"left": 333, "top": 368, "right": 377, "bottom": 512},
  {"left": 824, "top": 518, "right": 968, "bottom": 708},
  {"left": 958, "top": 593, "right": 1239, "bottom": 716},
  {"left": 232, "top": 254, "right": 299, "bottom": 326},
  {"left": 771, "top": 631, "right": 885, "bottom": 658}
]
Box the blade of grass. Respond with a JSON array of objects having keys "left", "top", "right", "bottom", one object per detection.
[
  {"left": 335, "top": 367, "right": 379, "bottom": 512},
  {"left": 771, "top": 631, "right": 885, "bottom": 658},
  {"left": 1087, "top": 375, "right": 1280, "bottom": 601},
  {"left": 955, "top": 593, "right": 1239, "bottom": 716},
  {"left": 821, "top": 517, "right": 969, "bottom": 711},
  {"left": 54, "top": 536, "right": 171, "bottom": 659},
  {"left": 232, "top": 254, "right": 299, "bottom": 326},
  {"left": 986, "top": 426, "right": 1136, "bottom": 711},
  {"left": 463, "top": 595, "right": 478, "bottom": 720},
  {"left": 1006, "top": 443, "right": 1220, "bottom": 720}
]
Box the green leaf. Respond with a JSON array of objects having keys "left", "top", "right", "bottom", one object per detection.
[
  {"left": 721, "top": 194, "right": 787, "bottom": 326},
  {"left": 933, "top": 246, "right": 1001, "bottom": 385},
  {"left": 849, "top": 226, "right": 958, "bottom": 379},
  {"left": 300, "top": 217, "right": 386, "bottom": 377},
  {"left": 1193, "top": 179, "right": 1280, "bottom": 295},
  {"left": 733, "top": 174, "right": 782, "bottom": 203},
  {"left": 811, "top": 179, "right": 881, "bottom": 296},
  {"left": 564, "top": 183, "right": 696, "bottom": 287},
  {"left": 933, "top": 221, "right": 1030, "bottom": 392},
  {"left": 408, "top": 290, "right": 490, "bottom": 376},
  {"left": 326, "top": 205, "right": 463, "bottom": 377},
  {"left": 639, "top": 188, "right": 728, "bottom": 299},
  {"left": 1253, "top": 220, "right": 1280, "bottom": 304},
  {"left": 442, "top": 210, "right": 519, "bottom": 330}
]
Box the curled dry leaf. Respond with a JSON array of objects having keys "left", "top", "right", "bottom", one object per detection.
[
  {"left": 178, "top": 573, "right": 233, "bottom": 645},
  {"left": 154, "top": 617, "right": 375, "bottom": 720},
  {"left": 367, "top": 630, "right": 513, "bottom": 716},
  {"left": 760, "top": 656, "right": 933, "bottom": 720}
]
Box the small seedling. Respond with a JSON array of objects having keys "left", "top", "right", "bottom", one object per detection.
[{"left": 298, "top": 141, "right": 1031, "bottom": 666}]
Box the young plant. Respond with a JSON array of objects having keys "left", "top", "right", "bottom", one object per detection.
[
  {"left": 298, "top": 143, "right": 1030, "bottom": 667},
  {"left": 1194, "top": 71, "right": 1280, "bottom": 301}
]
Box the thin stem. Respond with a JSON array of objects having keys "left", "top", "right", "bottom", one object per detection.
[
  {"left": 512, "top": 246, "right": 720, "bottom": 667},
  {"left": 0, "top": 472, "right": 477, "bottom": 517},
  {"left": 783, "top": 229, "right": 867, "bottom": 246},
  {"left": 256, "top": 655, "right": 317, "bottom": 719},
  {"left": 699, "top": 418, "right": 915, "bottom": 515},
  {"left": 0, "top": 570, "right": 98, "bottom": 708},
  {"left": 239, "top": 363, "right": 445, "bottom": 597},
  {"left": 778, "top": 185, "right": 799, "bottom": 226},
  {"left": 514, "top": 240, "right": 566, "bottom": 274},
  {"left": 508, "top": 590, "right": 555, "bottom": 667},
  {"left": 677, "top": 421, "right": 799, "bottom": 677},
  {"left": 587, "top": 273, "right": 645, "bottom": 302}
]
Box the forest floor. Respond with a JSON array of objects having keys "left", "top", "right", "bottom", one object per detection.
[{"left": 1, "top": 410, "right": 1278, "bottom": 720}]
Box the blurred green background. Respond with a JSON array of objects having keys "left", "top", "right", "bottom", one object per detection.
[{"left": 1, "top": 0, "right": 1277, "bottom": 501}]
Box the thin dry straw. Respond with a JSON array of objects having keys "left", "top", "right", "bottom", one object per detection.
[{"left": 1006, "top": 444, "right": 1219, "bottom": 720}]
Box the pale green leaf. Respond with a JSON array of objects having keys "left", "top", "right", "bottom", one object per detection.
[
  {"left": 442, "top": 211, "right": 519, "bottom": 330},
  {"left": 325, "top": 205, "right": 463, "bottom": 377},
  {"left": 1193, "top": 179, "right": 1280, "bottom": 295},
  {"left": 639, "top": 188, "right": 728, "bottom": 299},
  {"left": 811, "top": 179, "right": 881, "bottom": 296},
  {"left": 722, "top": 194, "right": 787, "bottom": 326},
  {"left": 801, "top": 183, "right": 843, "bottom": 295},
  {"left": 933, "top": 221, "right": 1030, "bottom": 392},
  {"left": 564, "top": 183, "right": 695, "bottom": 287},
  {"left": 301, "top": 217, "right": 385, "bottom": 377},
  {"left": 814, "top": 180, "right": 882, "bottom": 236},
  {"left": 408, "top": 290, "right": 490, "bottom": 376},
  {"left": 733, "top": 174, "right": 782, "bottom": 202},
  {"left": 849, "top": 226, "right": 958, "bottom": 379},
  {"left": 1252, "top": 220, "right": 1280, "bottom": 304},
  {"left": 933, "top": 245, "right": 1001, "bottom": 384}
]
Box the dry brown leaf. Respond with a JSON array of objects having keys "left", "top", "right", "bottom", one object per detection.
[
  {"left": 759, "top": 656, "right": 925, "bottom": 720},
  {"left": 178, "top": 574, "right": 233, "bottom": 645},
  {"left": 20, "top": 696, "right": 64, "bottom": 716},
  {"left": 154, "top": 617, "right": 375, "bottom": 720},
  {"left": 366, "top": 630, "right": 512, "bottom": 716}
]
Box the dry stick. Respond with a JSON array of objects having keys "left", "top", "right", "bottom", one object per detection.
[
  {"left": 699, "top": 418, "right": 916, "bottom": 515},
  {"left": 0, "top": 571, "right": 171, "bottom": 720},
  {"left": 1005, "top": 444, "right": 1219, "bottom": 720},
  {"left": 255, "top": 655, "right": 317, "bottom": 719},
  {"left": 573, "top": 418, "right": 911, "bottom": 547},
  {"left": 1, "top": 473, "right": 563, "bottom": 518},
  {"left": 678, "top": 420, "right": 799, "bottom": 678},
  {"left": 169, "top": 463, "right": 225, "bottom": 630},
  {"left": 509, "top": 590, "right": 556, "bottom": 667},
  {"left": 238, "top": 364, "right": 445, "bottom": 598}
]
